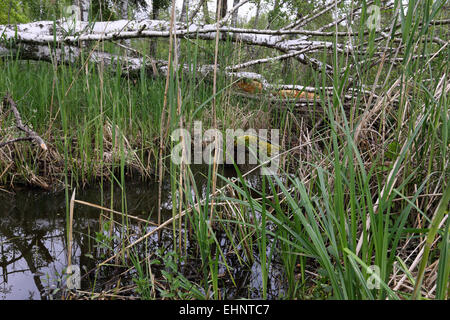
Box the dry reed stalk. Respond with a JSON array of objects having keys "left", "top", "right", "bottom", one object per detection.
[
  {"left": 172, "top": 9, "right": 186, "bottom": 254},
  {"left": 68, "top": 189, "right": 76, "bottom": 267},
  {"left": 74, "top": 199, "right": 158, "bottom": 225},
  {"left": 157, "top": 0, "right": 177, "bottom": 240},
  {"left": 356, "top": 74, "right": 449, "bottom": 255},
  {"left": 208, "top": 0, "right": 222, "bottom": 229}
]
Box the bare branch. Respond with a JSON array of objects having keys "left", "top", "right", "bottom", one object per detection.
[
  {"left": 189, "top": 0, "right": 207, "bottom": 23},
  {"left": 225, "top": 45, "right": 325, "bottom": 71},
  {"left": 217, "top": 0, "right": 249, "bottom": 26},
  {"left": 282, "top": 0, "right": 344, "bottom": 31},
  {"left": 0, "top": 93, "right": 47, "bottom": 150}
]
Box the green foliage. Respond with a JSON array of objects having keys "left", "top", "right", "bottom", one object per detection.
[
  {"left": 0, "top": 0, "right": 72, "bottom": 24},
  {"left": 0, "top": 0, "right": 448, "bottom": 301},
  {"left": 152, "top": 0, "right": 171, "bottom": 12},
  {"left": 93, "top": 221, "right": 118, "bottom": 260},
  {"left": 24, "top": 0, "right": 68, "bottom": 21},
  {"left": 0, "top": 0, "right": 29, "bottom": 24},
  {"left": 156, "top": 251, "right": 207, "bottom": 299},
  {"left": 90, "top": 0, "right": 119, "bottom": 21}
]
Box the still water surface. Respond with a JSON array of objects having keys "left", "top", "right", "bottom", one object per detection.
[{"left": 0, "top": 168, "right": 285, "bottom": 299}]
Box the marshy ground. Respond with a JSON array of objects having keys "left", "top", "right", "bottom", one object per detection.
[{"left": 0, "top": 1, "right": 449, "bottom": 300}]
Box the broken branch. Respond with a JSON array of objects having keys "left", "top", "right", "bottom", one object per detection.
[{"left": 0, "top": 93, "right": 48, "bottom": 151}]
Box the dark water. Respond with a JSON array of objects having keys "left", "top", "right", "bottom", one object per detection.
[
  {"left": 0, "top": 167, "right": 285, "bottom": 300},
  {"left": 0, "top": 179, "right": 168, "bottom": 299}
]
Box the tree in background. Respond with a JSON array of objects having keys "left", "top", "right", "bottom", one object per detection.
[
  {"left": 202, "top": 0, "right": 211, "bottom": 24},
  {"left": 231, "top": 0, "right": 240, "bottom": 26},
  {"left": 180, "top": 0, "right": 189, "bottom": 22},
  {"left": 0, "top": 0, "right": 28, "bottom": 24},
  {"left": 75, "top": 0, "right": 90, "bottom": 21},
  {"left": 216, "top": 0, "right": 227, "bottom": 19},
  {"left": 0, "top": 0, "right": 70, "bottom": 23},
  {"left": 148, "top": 0, "right": 171, "bottom": 57}
]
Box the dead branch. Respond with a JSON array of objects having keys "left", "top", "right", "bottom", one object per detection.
[{"left": 0, "top": 93, "right": 48, "bottom": 151}]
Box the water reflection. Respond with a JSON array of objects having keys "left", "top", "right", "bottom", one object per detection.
[
  {"left": 0, "top": 179, "right": 173, "bottom": 300},
  {"left": 0, "top": 165, "right": 284, "bottom": 300}
]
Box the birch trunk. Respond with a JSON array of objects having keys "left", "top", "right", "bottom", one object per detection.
[
  {"left": 77, "top": 0, "right": 90, "bottom": 22},
  {"left": 178, "top": 0, "right": 190, "bottom": 65},
  {"left": 149, "top": 6, "right": 160, "bottom": 58},
  {"left": 216, "top": 0, "right": 227, "bottom": 19},
  {"left": 231, "top": 0, "right": 239, "bottom": 26},
  {"left": 180, "top": 0, "right": 190, "bottom": 23},
  {"left": 253, "top": 0, "right": 261, "bottom": 29},
  {"left": 121, "top": 1, "right": 131, "bottom": 47}
]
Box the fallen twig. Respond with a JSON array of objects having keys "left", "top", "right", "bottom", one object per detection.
[{"left": 0, "top": 93, "right": 48, "bottom": 151}]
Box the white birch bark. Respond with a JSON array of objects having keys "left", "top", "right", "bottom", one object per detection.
[
  {"left": 120, "top": 1, "right": 131, "bottom": 46},
  {"left": 77, "top": 0, "right": 90, "bottom": 22},
  {"left": 231, "top": 0, "right": 240, "bottom": 26},
  {"left": 0, "top": 19, "right": 353, "bottom": 53},
  {"left": 180, "top": 0, "right": 190, "bottom": 23}
]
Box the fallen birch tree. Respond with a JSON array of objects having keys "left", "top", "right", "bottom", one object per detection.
[{"left": 0, "top": 1, "right": 447, "bottom": 98}]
